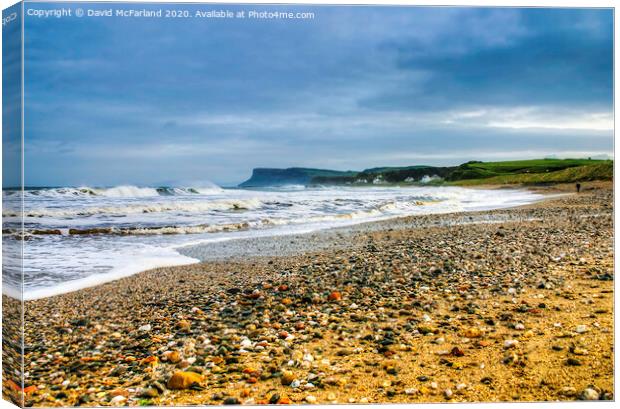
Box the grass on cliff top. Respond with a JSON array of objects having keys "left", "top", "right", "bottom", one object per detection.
[
  {"left": 450, "top": 158, "right": 607, "bottom": 180},
  {"left": 452, "top": 161, "right": 613, "bottom": 186}
]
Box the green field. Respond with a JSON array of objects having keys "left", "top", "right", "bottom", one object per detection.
[{"left": 452, "top": 160, "right": 613, "bottom": 186}]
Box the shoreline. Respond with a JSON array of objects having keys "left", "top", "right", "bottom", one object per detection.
[
  {"left": 15, "top": 184, "right": 555, "bottom": 301},
  {"left": 4, "top": 182, "right": 614, "bottom": 405}
]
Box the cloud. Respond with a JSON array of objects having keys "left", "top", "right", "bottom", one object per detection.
[
  {"left": 21, "top": 5, "right": 613, "bottom": 186},
  {"left": 442, "top": 107, "right": 613, "bottom": 131}
]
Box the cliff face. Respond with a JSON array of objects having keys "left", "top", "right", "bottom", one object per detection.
[
  {"left": 239, "top": 168, "right": 311, "bottom": 187},
  {"left": 238, "top": 168, "right": 355, "bottom": 187}
]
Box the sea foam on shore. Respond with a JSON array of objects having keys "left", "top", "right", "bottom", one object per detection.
[{"left": 3, "top": 185, "right": 544, "bottom": 300}]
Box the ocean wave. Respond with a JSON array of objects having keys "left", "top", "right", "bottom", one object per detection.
[
  {"left": 11, "top": 183, "right": 224, "bottom": 199},
  {"left": 9, "top": 198, "right": 265, "bottom": 218},
  {"left": 9, "top": 222, "right": 252, "bottom": 238},
  {"left": 15, "top": 200, "right": 430, "bottom": 237}
]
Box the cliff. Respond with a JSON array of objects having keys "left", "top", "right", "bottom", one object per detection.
[
  {"left": 238, "top": 168, "right": 357, "bottom": 187},
  {"left": 238, "top": 159, "right": 612, "bottom": 187}
]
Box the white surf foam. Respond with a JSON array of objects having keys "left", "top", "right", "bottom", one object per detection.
[
  {"left": 13, "top": 185, "right": 546, "bottom": 300},
  {"left": 21, "top": 249, "right": 199, "bottom": 301}
]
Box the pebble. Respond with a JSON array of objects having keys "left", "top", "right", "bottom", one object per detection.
[
  {"left": 281, "top": 371, "right": 295, "bottom": 386},
  {"left": 444, "top": 388, "right": 453, "bottom": 399},
  {"left": 580, "top": 388, "right": 600, "bottom": 400},
  {"left": 139, "top": 388, "right": 159, "bottom": 398},
  {"left": 451, "top": 346, "right": 465, "bottom": 357},
  {"left": 504, "top": 339, "right": 519, "bottom": 349},
  {"left": 575, "top": 325, "right": 588, "bottom": 334},
  {"left": 177, "top": 319, "right": 191, "bottom": 331},
  {"left": 138, "top": 324, "right": 151, "bottom": 332},
  {"left": 110, "top": 396, "right": 127, "bottom": 405},
  {"left": 502, "top": 352, "right": 519, "bottom": 365},
  {"left": 328, "top": 291, "right": 342, "bottom": 301},
  {"left": 223, "top": 397, "right": 240, "bottom": 405},
  {"left": 305, "top": 395, "right": 317, "bottom": 403},
  {"left": 463, "top": 327, "right": 482, "bottom": 338},
  {"left": 166, "top": 371, "right": 203, "bottom": 390},
  {"left": 166, "top": 351, "right": 181, "bottom": 363},
  {"left": 560, "top": 387, "right": 577, "bottom": 397}
]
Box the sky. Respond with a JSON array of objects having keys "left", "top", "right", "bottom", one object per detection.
[{"left": 17, "top": 3, "right": 614, "bottom": 187}]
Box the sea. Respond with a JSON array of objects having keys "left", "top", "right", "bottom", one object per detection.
[{"left": 2, "top": 184, "right": 543, "bottom": 300}]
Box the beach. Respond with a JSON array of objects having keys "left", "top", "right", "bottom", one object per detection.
[{"left": 9, "top": 183, "right": 614, "bottom": 405}]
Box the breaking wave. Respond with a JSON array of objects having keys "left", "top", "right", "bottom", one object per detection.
[
  {"left": 8, "top": 198, "right": 265, "bottom": 218},
  {"left": 9, "top": 183, "right": 224, "bottom": 198},
  {"left": 16, "top": 200, "right": 430, "bottom": 237},
  {"left": 7, "top": 184, "right": 546, "bottom": 300}
]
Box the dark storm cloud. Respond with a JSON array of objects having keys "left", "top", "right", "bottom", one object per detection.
[{"left": 21, "top": 4, "right": 613, "bottom": 186}]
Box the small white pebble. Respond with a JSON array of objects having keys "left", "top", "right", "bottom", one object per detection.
[
  {"left": 110, "top": 396, "right": 127, "bottom": 405},
  {"left": 575, "top": 325, "right": 588, "bottom": 334},
  {"left": 305, "top": 395, "right": 317, "bottom": 403},
  {"left": 581, "top": 388, "right": 599, "bottom": 400},
  {"left": 444, "top": 388, "right": 453, "bottom": 399},
  {"left": 504, "top": 339, "right": 519, "bottom": 348}
]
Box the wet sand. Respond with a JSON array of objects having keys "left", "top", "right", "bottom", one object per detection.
[{"left": 5, "top": 183, "right": 614, "bottom": 406}]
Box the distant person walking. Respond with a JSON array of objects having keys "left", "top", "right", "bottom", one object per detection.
[{"left": 576, "top": 183, "right": 581, "bottom": 193}]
